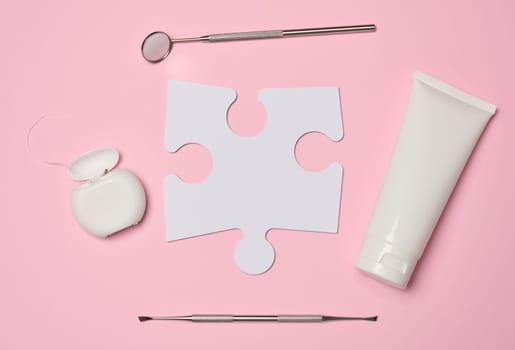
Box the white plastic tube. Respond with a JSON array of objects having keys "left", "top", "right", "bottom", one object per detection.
[{"left": 355, "top": 71, "right": 496, "bottom": 289}]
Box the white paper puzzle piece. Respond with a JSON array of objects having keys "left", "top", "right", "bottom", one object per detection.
[{"left": 165, "top": 80, "right": 343, "bottom": 274}]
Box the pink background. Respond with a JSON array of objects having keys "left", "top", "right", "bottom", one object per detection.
[{"left": 2, "top": 0, "right": 515, "bottom": 348}]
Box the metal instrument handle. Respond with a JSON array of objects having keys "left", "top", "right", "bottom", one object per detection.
[
  {"left": 277, "top": 315, "right": 324, "bottom": 322},
  {"left": 283, "top": 24, "right": 376, "bottom": 36},
  {"left": 204, "top": 30, "right": 284, "bottom": 42},
  {"left": 203, "top": 24, "right": 376, "bottom": 42},
  {"left": 190, "top": 314, "right": 324, "bottom": 322},
  {"left": 191, "top": 315, "right": 233, "bottom": 322}
]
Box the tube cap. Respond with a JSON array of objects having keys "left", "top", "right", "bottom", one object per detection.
[{"left": 355, "top": 240, "right": 419, "bottom": 289}]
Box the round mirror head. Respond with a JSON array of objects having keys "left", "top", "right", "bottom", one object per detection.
[{"left": 141, "top": 31, "right": 172, "bottom": 63}]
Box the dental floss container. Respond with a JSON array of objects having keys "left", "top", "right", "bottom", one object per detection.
[{"left": 68, "top": 147, "right": 146, "bottom": 237}]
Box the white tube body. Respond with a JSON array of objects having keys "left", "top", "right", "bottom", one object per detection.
[{"left": 355, "top": 71, "right": 496, "bottom": 289}]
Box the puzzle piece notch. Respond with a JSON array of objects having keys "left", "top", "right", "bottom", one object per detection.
[
  {"left": 226, "top": 89, "right": 268, "bottom": 137},
  {"left": 295, "top": 131, "right": 343, "bottom": 172},
  {"left": 165, "top": 81, "right": 343, "bottom": 274}
]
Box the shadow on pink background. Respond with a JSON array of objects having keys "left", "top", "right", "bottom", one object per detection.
[{"left": 1, "top": 0, "right": 514, "bottom": 349}]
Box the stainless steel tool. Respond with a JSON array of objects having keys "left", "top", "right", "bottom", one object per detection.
[
  {"left": 138, "top": 314, "right": 378, "bottom": 322},
  {"left": 141, "top": 24, "right": 376, "bottom": 63}
]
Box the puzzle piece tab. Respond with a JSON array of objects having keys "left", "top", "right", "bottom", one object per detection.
[{"left": 165, "top": 81, "right": 343, "bottom": 274}]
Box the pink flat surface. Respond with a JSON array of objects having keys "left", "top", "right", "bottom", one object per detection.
[{"left": 2, "top": 0, "right": 515, "bottom": 348}]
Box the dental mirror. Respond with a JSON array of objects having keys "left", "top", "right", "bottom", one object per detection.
[
  {"left": 141, "top": 32, "right": 173, "bottom": 63},
  {"left": 141, "top": 24, "right": 376, "bottom": 63}
]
